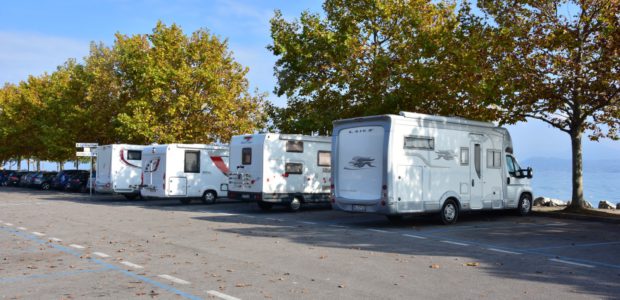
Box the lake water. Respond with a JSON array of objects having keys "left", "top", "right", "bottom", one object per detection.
[{"left": 532, "top": 170, "right": 619, "bottom": 206}]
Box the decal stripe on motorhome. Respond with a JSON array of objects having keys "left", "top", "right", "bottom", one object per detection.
[
  {"left": 211, "top": 156, "right": 230, "bottom": 175},
  {"left": 119, "top": 148, "right": 141, "bottom": 168}
]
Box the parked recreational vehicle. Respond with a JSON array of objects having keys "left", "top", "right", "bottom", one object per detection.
[
  {"left": 228, "top": 134, "right": 332, "bottom": 211},
  {"left": 95, "top": 144, "right": 145, "bottom": 199},
  {"left": 332, "top": 112, "right": 533, "bottom": 224},
  {"left": 140, "top": 144, "right": 229, "bottom": 204}
]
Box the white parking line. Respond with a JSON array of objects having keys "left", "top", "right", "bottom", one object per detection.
[
  {"left": 158, "top": 274, "right": 190, "bottom": 285},
  {"left": 487, "top": 248, "right": 521, "bottom": 255},
  {"left": 50, "top": 237, "right": 62, "bottom": 242},
  {"left": 368, "top": 229, "right": 390, "bottom": 233},
  {"left": 93, "top": 252, "right": 110, "bottom": 258},
  {"left": 403, "top": 234, "right": 427, "bottom": 239},
  {"left": 299, "top": 221, "right": 317, "bottom": 225},
  {"left": 17, "top": 227, "right": 27, "bottom": 230},
  {"left": 206, "top": 290, "right": 241, "bottom": 300},
  {"left": 441, "top": 240, "right": 469, "bottom": 246},
  {"left": 4, "top": 223, "right": 13, "bottom": 226},
  {"left": 328, "top": 225, "right": 347, "bottom": 228},
  {"left": 69, "top": 244, "right": 85, "bottom": 249},
  {"left": 265, "top": 218, "right": 283, "bottom": 222},
  {"left": 32, "top": 232, "right": 45, "bottom": 236},
  {"left": 549, "top": 258, "right": 594, "bottom": 268},
  {"left": 121, "top": 261, "right": 144, "bottom": 269}
]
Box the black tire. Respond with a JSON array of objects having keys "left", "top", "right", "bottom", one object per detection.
[
  {"left": 257, "top": 201, "right": 273, "bottom": 211},
  {"left": 202, "top": 190, "right": 217, "bottom": 205},
  {"left": 41, "top": 183, "right": 50, "bottom": 190},
  {"left": 440, "top": 199, "right": 459, "bottom": 225},
  {"left": 124, "top": 194, "right": 137, "bottom": 200},
  {"left": 517, "top": 193, "right": 532, "bottom": 216},
  {"left": 288, "top": 197, "right": 302, "bottom": 212},
  {"left": 386, "top": 215, "right": 405, "bottom": 224},
  {"left": 179, "top": 198, "right": 191, "bottom": 205}
]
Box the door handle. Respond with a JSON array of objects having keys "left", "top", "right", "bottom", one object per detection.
[{"left": 471, "top": 179, "right": 474, "bottom": 187}]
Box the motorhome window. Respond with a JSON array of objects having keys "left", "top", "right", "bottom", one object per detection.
[
  {"left": 404, "top": 136, "right": 434, "bottom": 150},
  {"left": 506, "top": 155, "right": 516, "bottom": 175},
  {"left": 184, "top": 151, "right": 200, "bottom": 173},
  {"left": 286, "top": 140, "right": 304, "bottom": 153},
  {"left": 317, "top": 151, "right": 331, "bottom": 167},
  {"left": 487, "top": 150, "right": 501, "bottom": 168},
  {"left": 242, "top": 148, "right": 252, "bottom": 165},
  {"left": 474, "top": 144, "right": 481, "bottom": 178},
  {"left": 127, "top": 150, "right": 141, "bottom": 160},
  {"left": 460, "top": 148, "right": 469, "bottom": 165},
  {"left": 285, "top": 163, "right": 303, "bottom": 174}
]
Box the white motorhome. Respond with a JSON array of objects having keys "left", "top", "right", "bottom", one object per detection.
[
  {"left": 332, "top": 112, "right": 533, "bottom": 224},
  {"left": 95, "top": 144, "right": 145, "bottom": 199},
  {"left": 228, "top": 134, "right": 332, "bottom": 211},
  {"left": 140, "top": 144, "right": 230, "bottom": 204}
]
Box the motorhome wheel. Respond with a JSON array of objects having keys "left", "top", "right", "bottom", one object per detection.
[
  {"left": 518, "top": 194, "right": 532, "bottom": 216},
  {"left": 202, "top": 190, "right": 217, "bottom": 205},
  {"left": 258, "top": 201, "right": 273, "bottom": 211},
  {"left": 288, "top": 197, "right": 302, "bottom": 212},
  {"left": 440, "top": 199, "right": 459, "bottom": 225}
]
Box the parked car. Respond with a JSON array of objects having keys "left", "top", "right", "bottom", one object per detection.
[
  {"left": 0, "top": 171, "right": 14, "bottom": 186},
  {"left": 18, "top": 172, "right": 37, "bottom": 187},
  {"left": 31, "top": 172, "right": 58, "bottom": 190},
  {"left": 6, "top": 171, "right": 27, "bottom": 186},
  {"left": 66, "top": 171, "right": 96, "bottom": 193},
  {"left": 51, "top": 170, "right": 87, "bottom": 190}
]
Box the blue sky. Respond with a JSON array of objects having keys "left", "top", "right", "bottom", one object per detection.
[{"left": 1, "top": 0, "right": 618, "bottom": 162}]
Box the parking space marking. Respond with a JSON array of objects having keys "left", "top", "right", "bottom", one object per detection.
[
  {"left": 4, "top": 223, "right": 13, "bottom": 226},
  {"left": 488, "top": 248, "right": 521, "bottom": 255},
  {"left": 403, "top": 234, "right": 427, "bottom": 239},
  {"left": 299, "top": 221, "right": 317, "bottom": 225},
  {"left": 441, "top": 240, "right": 469, "bottom": 246},
  {"left": 93, "top": 252, "right": 110, "bottom": 258},
  {"left": 69, "top": 244, "right": 85, "bottom": 249},
  {"left": 265, "top": 218, "right": 283, "bottom": 222},
  {"left": 121, "top": 261, "right": 144, "bottom": 269},
  {"left": 158, "top": 274, "right": 191, "bottom": 285},
  {"left": 206, "top": 290, "right": 241, "bottom": 300},
  {"left": 17, "top": 227, "right": 27, "bottom": 230},
  {"left": 549, "top": 258, "right": 595, "bottom": 268},
  {"left": 368, "top": 229, "right": 390, "bottom": 233},
  {"left": 328, "top": 224, "right": 347, "bottom": 228},
  {"left": 50, "top": 237, "right": 62, "bottom": 242},
  {"left": 32, "top": 231, "right": 45, "bottom": 236}
]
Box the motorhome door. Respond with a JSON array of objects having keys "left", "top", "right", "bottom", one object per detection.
[{"left": 470, "top": 142, "right": 483, "bottom": 209}]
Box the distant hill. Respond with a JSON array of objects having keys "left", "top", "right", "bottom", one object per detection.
[{"left": 522, "top": 157, "right": 620, "bottom": 173}]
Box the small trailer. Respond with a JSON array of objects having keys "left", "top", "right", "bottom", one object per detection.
[
  {"left": 228, "top": 133, "right": 332, "bottom": 211},
  {"left": 140, "top": 144, "right": 230, "bottom": 204},
  {"left": 95, "top": 144, "right": 145, "bottom": 199},
  {"left": 332, "top": 112, "right": 533, "bottom": 224}
]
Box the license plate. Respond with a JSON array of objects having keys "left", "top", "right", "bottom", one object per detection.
[
  {"left": 241, "top": 194, "right": 250, "bottom": 199},
  {"left": 352, "top": 205, "right": 366, "bottom": 212}
]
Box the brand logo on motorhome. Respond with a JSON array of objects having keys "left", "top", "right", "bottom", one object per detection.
[
  {"left": 241, "top": 136, "right": 253, "bottom": 144},
  {"left": 344, "top": 156, "right": 376, "bottom": 170},
  {"left": 348, "top": 128, "right": 374, "bottom": 134},
  {"left": 435, "top": 150, "right": 457, "bottom": 161}
]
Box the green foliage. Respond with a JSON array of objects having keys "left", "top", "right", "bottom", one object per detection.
[
  {"left": 0, "top": 21, "right": 267, "bottom": 163},
  {"left": 268, "top": 0, "right": 500, "bottom": 134}
]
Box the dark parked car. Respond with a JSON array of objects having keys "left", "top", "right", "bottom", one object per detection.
[
  {"left": 6, "top": 171, "right": 27, "bottom": 186},
  {"left": 0, "top": 171, "right": 13, "bottom": 186},
  {"left": 51, "top": 170, "right": 87, "bottom": 190},
  {"left": 31, "top": 172, "right": 58, "bottom": 190},
  {"left": 66, "top": 171, "right": 95, "bottom": 193},
  {"left": 18, "top": 172, "right": 38, "bottom": 187}
]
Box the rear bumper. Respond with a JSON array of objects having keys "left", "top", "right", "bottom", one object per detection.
[{"left": 333, "top": 198, "right": 389, "bottom": 214}]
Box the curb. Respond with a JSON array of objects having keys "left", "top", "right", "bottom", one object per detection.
[{"left": 532, "top": 210, "right": 620, "bottom": 225}]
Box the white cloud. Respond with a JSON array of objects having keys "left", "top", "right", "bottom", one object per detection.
[{"left": 0, "top": 31, "right": 90, "bottom": 84}]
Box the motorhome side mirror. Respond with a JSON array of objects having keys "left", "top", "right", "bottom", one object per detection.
[{"left": 527, "top": 167, "right": 533, "bottom": 179}]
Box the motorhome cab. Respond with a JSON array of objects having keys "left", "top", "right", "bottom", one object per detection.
[
  {"left": 140, "top": 144, "right": 230, "bottom": 204},
  {"left": 95, "top": 144, "right": 145, "bottom": 199},
  {"left": 332, "top": 112, "right": 533, "bottom": 224},
  {"left": 228, "top": 134, "right": 332, "bottom": 211}
]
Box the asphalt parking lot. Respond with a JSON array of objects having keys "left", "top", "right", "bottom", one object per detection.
[{"left": 1, "top": 188, "right": 619, "bottom": 299}]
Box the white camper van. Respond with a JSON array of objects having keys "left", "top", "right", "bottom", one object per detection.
[
  {"left": 95, "top": 144, "right": 145, "bottom": 199},
  {"left": 332, "top": 112, "right": 533, "bottom": 224},
  {"left": 228, "top": 134, "right": 332, "bottom": 211},
  {"left": 140, "top": 144, "right": 230, "bottom": 204}
]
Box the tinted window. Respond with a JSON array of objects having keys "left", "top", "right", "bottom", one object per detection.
[
  {"left": 286, "top": 140, "right": 303, "bottom": 153},
  {"left": 460, "top": 147, "right": 469, "bottom": 165},
  {"left": 506, "top": 155, "right": 516, "bottom": 174},
  {"left": 184, "top": 151, "right": 200, "bottom": 173},
  {"left": 487, "top": 150, "right": 501, "bottom": 168},
  {"left": 127, "top": 150, "right": 142, "bottom": 160},
  {"left": 404, "top": 136, "right": 434, "bottom": 150},
  {"left": 317, "top": 151, "right": 331, "bottom": 167},
  {"left": 242, "top": 148, "right": 252, "bottom": 165},
  {"left": 285, "top": 163, "right": 303, "bottom": 174},
  {"left": 474, "top": 144, "right": 481, "bottom": 178}
]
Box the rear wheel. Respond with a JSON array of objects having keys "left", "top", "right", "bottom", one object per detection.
[
  {"left": 288, "top": 197, "right": 302, "bottom": 212},
  {"left": 202, "top": 190, "right": 217, "bottom": 205},
  {"left": 124, "top": 194, "right": 137, "bottom": 200},
  {"left": 41, "top": 183, "right": 50, "bottom": 190},
  {"left": 179, "top": 198, "right": 191, "bottom": 205},
  {"left": 440, "top": 199, "right": 459, "bottom": 225},
  {"left": 257, "top": 201, "right": 273, "bottom": 211},
  {"left": 517, "top": 193, "right": 532, "bottom": 216}
]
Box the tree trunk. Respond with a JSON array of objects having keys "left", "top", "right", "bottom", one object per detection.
[
  {"left": 17, "top": 157, "right": 21, "bottom": 170},
  {"left": 568, "top": 131, "right": 586, "bottom": 210},
  {"left": 36, "top": 160, "right": 41, "bottom": 171}
]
